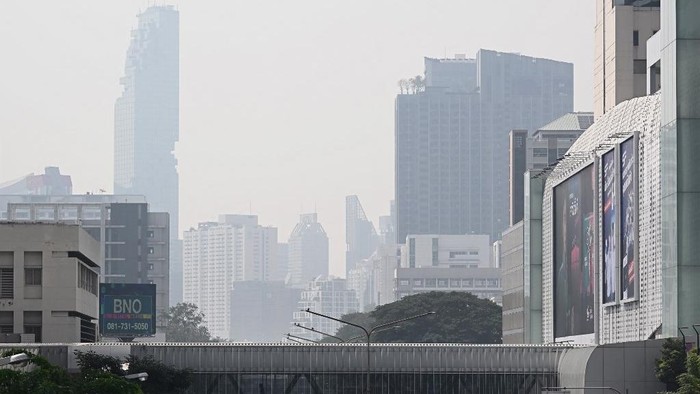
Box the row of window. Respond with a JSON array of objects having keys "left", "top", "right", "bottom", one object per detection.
[{"left": 398, "top": 278, "right": 500, "bottom": 288}]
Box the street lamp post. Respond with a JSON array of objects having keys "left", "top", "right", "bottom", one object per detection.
[
  {"left": 692, "top": 325, "right": 700, "bottom": 352},
  {"left": 294, "top": 323, "right": 345, "bottom": 342},
  {"left": 286, "top": 333, "right": 320, "bottom": 344},
  {"left": 680, "top": 327, "right": 689, "bottom": 349},
  {"left": 543, "top": 386, "right": 621, "bottom": 394},
  {"left": 124, "top": 372, "right": 149, "bottom": 382},
  {"left": 0, "top": 353, "right": 29, "bottom": 367},
  {"left": 305, "top": 308, "right": 435, "bottom": 393}
]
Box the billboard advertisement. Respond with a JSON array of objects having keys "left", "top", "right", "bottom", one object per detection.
[
  {"left": 620, "top": 138, "right": 636, "bottom": 300},
  {"left": 602, "top": 150, "right": 616, "bottom": 304},
  {"left": 554, "top": 165, "right": 595, "bottom": 339},
  {"left": 99, "top": 283, "right": 156, "bottom": 338}
]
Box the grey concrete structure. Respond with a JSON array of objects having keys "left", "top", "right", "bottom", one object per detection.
[
  {"left": 0, "top": 195, "right": 170, "bottom": 335},
  {"left": 0, "top": 341, "right": 666, "bottom": 394},
  {"left": 501, "top": 221, "right": 525, "bottom": 344},
  {"left": 114, "top": 6, "right": 182, "bottom": 305},
  {"left": 0, "top": 223, "right": 100, "bottom": 343},
  {"left": 594, "top": 0, "right": 660, "bottom": 120},
  {"left": 395, "top": 267, "right": 502, "bottom": 304},
  {"left": 508, "top": 113, "right": 594, "bottom": 225},
  {"left": 395, "top": 51, "right": 573, "bottom": 243}
]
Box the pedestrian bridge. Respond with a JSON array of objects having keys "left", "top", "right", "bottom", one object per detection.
[{"left": 0, "top": 341, "right": 664, "bottom": 393}]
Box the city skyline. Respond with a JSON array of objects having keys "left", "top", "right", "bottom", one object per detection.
[{"left": 0, "top": 1, "right": 596, "bottom": 276}]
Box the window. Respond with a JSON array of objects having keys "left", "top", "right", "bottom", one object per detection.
[
  {"left": 147, "top": 230, "right": 155, "bottom": 238},
  {"left": 24, "top": 268, "right": 41, "bottom": 286},
  {"left": 78, "top": 264, "right": 97, "bottom": 295},
  {"left": 148, "top": 263, "right": 154, "bottom": 271},
  {"left": 0, "top": 268, "right": 13, "bottom": 298},
  {"left": 532, "top": 148, "right": 548, "bottom": 158},
  {"left": 399, "top": 280, "right": 409, "bottom": 286},
  {"left": 633, "top": 30, "right": 639, "bottom": 46},
  {"left": 431, "top": 238, "right": 439, "bottom": 266},
  {"left": 148, "top": 247, "right": 155, "bottom": 254},
  {"left": 24, "top": 311, "right": 41, "bottom": 342},
  {"left": 0, "top": 311, "right": 12, "bottom": 334}
]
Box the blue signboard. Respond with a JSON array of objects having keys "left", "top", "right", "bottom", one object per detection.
[{"left": 99, "top": 283, "right": 156, "bottom": 337}]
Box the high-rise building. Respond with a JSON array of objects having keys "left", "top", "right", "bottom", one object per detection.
[
  {"left": 593, "top": 0, "right": 660, "bottom": 119},
  {"left": 0, "top": 195, "right": 170, "bottom": 336},
  {"left": 290, "top": 276, "right": 358, "bottom": 341},
  {"left": 345, "top": 195, "right": 378, "bottom": 277},
  {"left": 183, "top": 215, "right": 277, "bottom": 339},
  {"left": 114, "top": 5, "right": 182, "bottom": 305},
  {"left": 288, "top": 213, "right": 329, "bottom": 287},
  {"left": 274, "top": 243, "right": 289, "bottom": 282},
  {"left": 229, "top": 281, "right": 301, "bottom": 342},
  {"left": 395, "top": 51, "right": 573, "bottom": 243},
  {"left": 508, "top": 112, "right": 594, "bottom": 225}
]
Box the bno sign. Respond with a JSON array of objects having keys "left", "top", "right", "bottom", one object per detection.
[{"left": 99, "top": 283, "right": 156, "bottom": 339}]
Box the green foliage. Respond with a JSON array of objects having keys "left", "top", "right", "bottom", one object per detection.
[
  {"left": 656, "top": 338, "right": 687, "bottom": 392},
  {"left": 126, "top": 354, "right": 191, "bottom": 394},
  {"left": 678, "top": 349, "right": 700, "bottom": 394},
  {"left": 74, "top": 372, "right": 142, "bottom": 394},
  {"left": 75, "top": 350, "right": 124, "bottom": 376},
  {"left": 165, "top": 302, "right": 213, "bottom": 342},
  {"left": 0, "top": 351, "right": 73, "bottom": 393},
  {"left": 330, "top": 291, "right": 502, "bottom": 344}
]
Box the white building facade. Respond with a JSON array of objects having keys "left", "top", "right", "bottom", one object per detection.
[
  {"left": 290, "top": 276, "right": 358, "bottom": 341},
  {"left": 183, "top": 215, "right": 277, "bottom": 339}
]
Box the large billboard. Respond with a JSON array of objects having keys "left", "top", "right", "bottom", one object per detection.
[
  {"left": 99, "top": 283, "right": 156, "bottom": 338},
  {"left": 620, "top": 138, "right": 636, "bottom": 300},
  {"left": 602, "top": 150, "right": 616, "bottom": 304},
  {"left": 554, "top": 165, "right": 595, "bottom": 339}
]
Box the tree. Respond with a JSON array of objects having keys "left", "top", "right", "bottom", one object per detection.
[
  {"left": 678, "top": 349, "right": 700, "bottom": 394},
  {"left": 125, "top": 355, "right": 191, "bottom": 394},
  {"left": 656, "top": 337, "right": 687, "bottom": 392},
  {"left": 330, "top": 292, "right": 502, "bottom": 344},
  {"left": 165, "top": 302, "right": 212, "bottom": 342},
  {"left": 0, "top": 349, "right": 82, "bottom": 393}
]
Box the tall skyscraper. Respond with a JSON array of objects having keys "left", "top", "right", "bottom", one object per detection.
[
  {"left": 593, "top": 0, "right": 659, "bottom": 119},
  {"left": 288, "top": 213, "right": 329, "bottom": 287},
  {"left": 114, "top": 6, "right": 181, "bottom": 305},
  {"left": 345, "top": 195, "right": 378, "bottom": 277},
  {"left": 183, "top": 215, "right": 278, "bottom": 339},
  {"left": 395, "top": 50, "right": 573, "bottom": 243}
]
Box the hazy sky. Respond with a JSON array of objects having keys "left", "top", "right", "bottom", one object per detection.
[{"left": 0, "top": 1, "right": 594, "bottom": 276}]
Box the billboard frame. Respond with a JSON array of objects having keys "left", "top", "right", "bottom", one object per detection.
[
  {"left": 601, "top": 146, "right": 619, "bottom": 308},
  {"left": 551, "top": 160, "right": 597, "bottom": 344},
  {"left": 619, "top": 133, "right": 640, "bottom": 304}
]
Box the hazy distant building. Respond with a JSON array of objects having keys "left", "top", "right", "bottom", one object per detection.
[
  {"left": 395, "top": 51, "right": 573, "bottom": 243},
  {"left": 229, "top": 281, "right": 301, "bottom": 342},
  {"left": 0, "top": 223, "right": 100, "bottom": 343},
  {"left": 0, "top": 167, "right": 72, "bottom": 195},
  {"left": 508, "top": 112, "right": 593, "bottom": 225},
  {"left": 395, "top": 267, "right": 502, "bottom": 305},
  {"left": 114, "top": 5, "right": 182, "bottom": 305},
  {"left": 345, "top": 195, "right": 378, "bottom": 277},
  {"left": 594, "top": 0, "right": 659, "bottom": 119},
  {"left": 183, "top": 215, "right": 277, "bottom": 339},
  {"left": 378, "top": 200, "right": 396, "bottom": 245},
  {"left": 288, "top": 214, "right": 329, "bottom": 287},
  {"left": 400, "top": 234, "right": 492, "bottom": 269},
  {"left": 274, "top": 243, "right": 289, "bottom": 282},
  {"left": 1, "top": 195, "right": 170, "bottom": 335},
  {"left": 290, "top": 276, "right": 358, "bottom": 341}
]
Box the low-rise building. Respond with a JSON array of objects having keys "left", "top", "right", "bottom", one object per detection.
[
  {"left": 395, "top": 267, "right": 502, "bottom": 305},
  {"left": 0, "top": 222, "right": 101, "bottom": 343}
]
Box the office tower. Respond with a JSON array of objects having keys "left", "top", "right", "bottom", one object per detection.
[
  {"left": 0, "top": 167, "right": 72, "bottom": 195},
  {"left": 290, "top": 277, "right": 358, "bottom": 341},
  {"left": 594, "top": 0, "right": 660, "bottom": 119},
  {"left": 114, "top": 5, "right": 182, "bottom": 305},
  {"left": 273, "top": 243, "right": 289, "bottom": 282},
  {"left": 0, "top": 223, "right": 101, "bottom": 343},
  {"left": 1, "top": 195, "right": 170, "bottom": 336},
  {"left": 229, "top": 281, "right": 301, "bottom": 342},
  {"left": 287, "top": 213, "right": 329, "bottom": 287},
  {"left": 400, "top": 234, "right": 491, "bottom": 269},
  {"left": 345, "top": 195, "right": 378, "bottom": 277},
  {"left": 183, "top": 215, "right": 277, "bottom": 339},
  {"left": 395, "top": 51, "right": 573, "bottom": 244},
  {"left": 508, "top": 112, "right": 594, "bottom": 225}
]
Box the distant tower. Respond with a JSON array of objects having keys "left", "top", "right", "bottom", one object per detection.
[
  {"left": 114, "top": 6, "right": 181, "bottom": 304},
  {"left": 345, "top": 195, "right": 378, "bottom": 277},
  {"left": 288, "top": 213, "right": 329, "bottom": 287}
]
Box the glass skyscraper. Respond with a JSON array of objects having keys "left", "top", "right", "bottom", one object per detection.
[
  {"left": 395, "top": 50, "right": 573, "bottom": 243},
  {"left": 114, "top": 6, "right": 181, "bottom": 304}
]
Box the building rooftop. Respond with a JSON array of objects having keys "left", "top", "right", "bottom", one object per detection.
[{"left": 537, "top": 112, "right": 594, "bottom": 132}]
